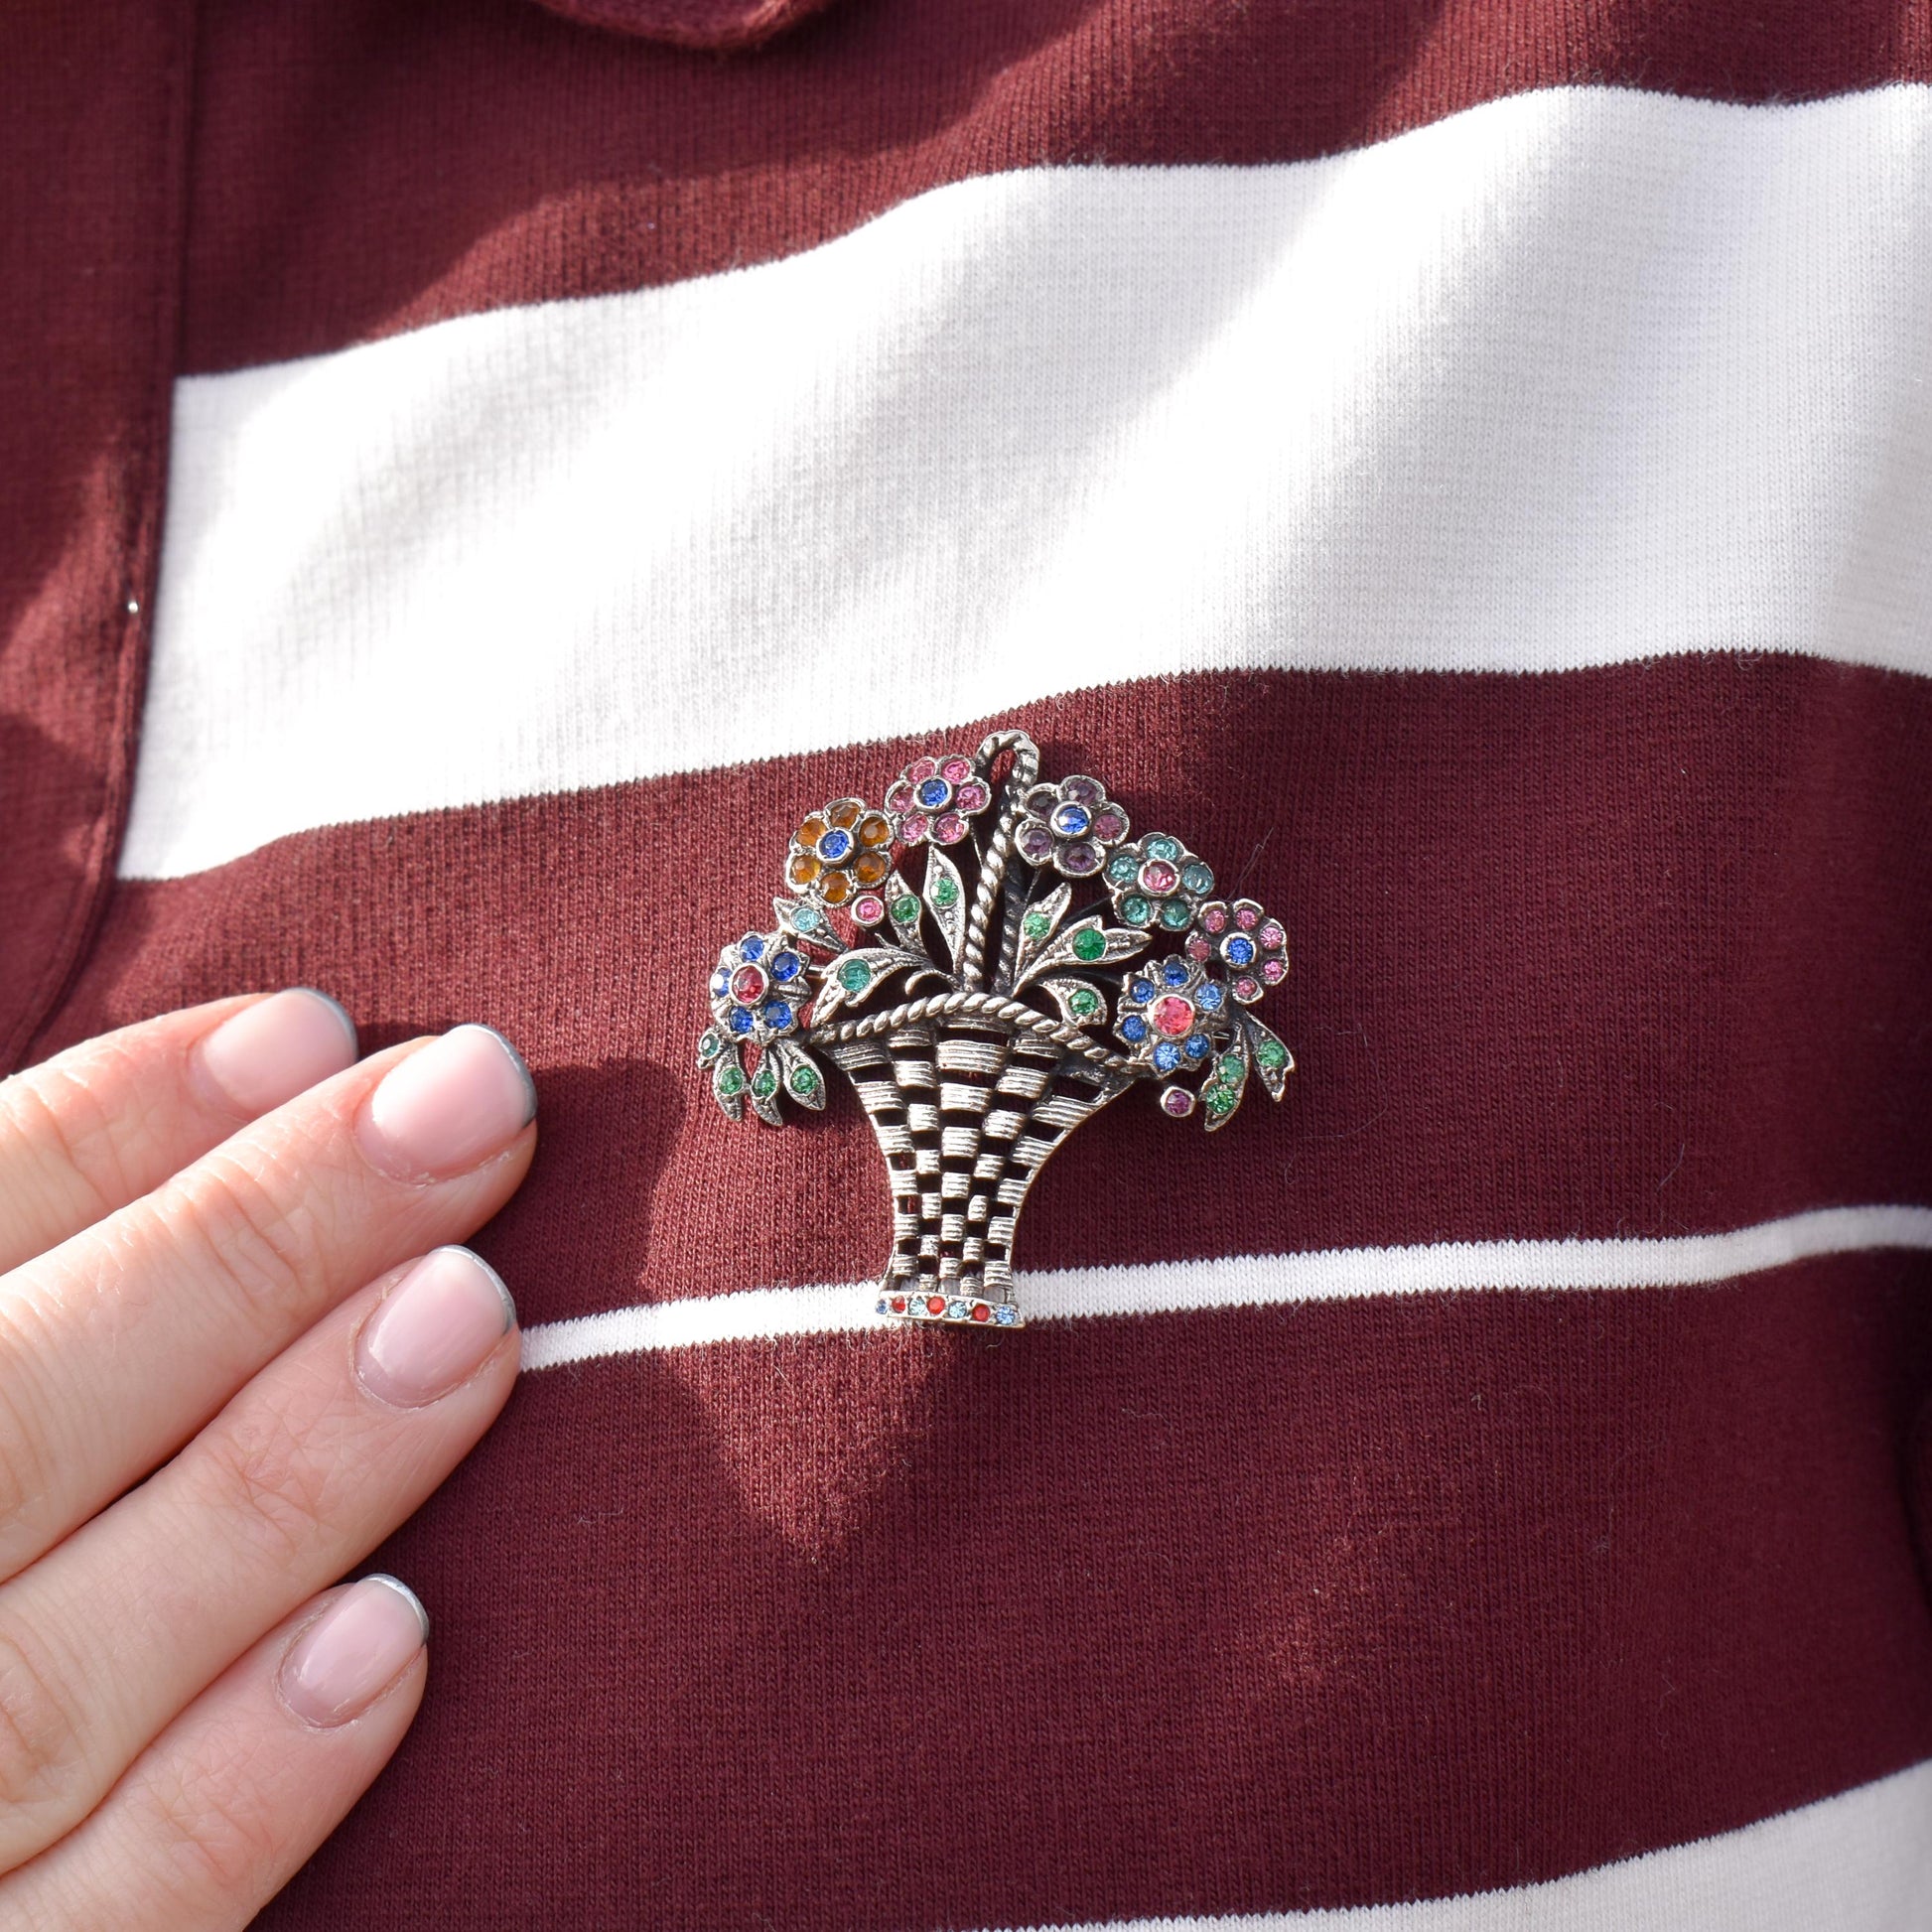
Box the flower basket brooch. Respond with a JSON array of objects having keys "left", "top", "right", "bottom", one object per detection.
[{"left": 697, "top": 728, "right": 1294, "bottom": 1329}]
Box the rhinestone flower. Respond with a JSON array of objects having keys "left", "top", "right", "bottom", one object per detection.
[
  {"left": 1113, "top": 952, "right": 1232, "bottom": 1081},
  {"left": 1104, "top": 833, "right": 1215, "bottom": 935},
  {"left": 1186, "top": 898, "right": 1289, "bottom": 1003},
  {"left": 1013, "top": 775, "right": 1131, "bottom": 878},
  {"left": 885, "top": 752, "right": 995, "bottom": 846},
  {"left": 783, "top": 798, "right": 896, "bottom": 907},
  {"left": 704, "top": 931, "right": 811, "bottom": 1048}
]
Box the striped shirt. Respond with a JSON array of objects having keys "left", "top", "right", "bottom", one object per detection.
[{"left": 4, "top": 0, "right": 1930, "bottom": 1924}]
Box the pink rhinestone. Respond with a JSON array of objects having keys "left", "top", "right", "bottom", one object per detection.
[
  {"left": 1151, "top": 994, "right": 1195, "bottom": 1038},
  {"left": 901, "top": 813, "right": 929, "bottom": 842},
  {"left": 1235, "top": 904, "right": 1259, "bottom": 928},
  {"left": 1234, "top": 975, "right": 1261, "bottom": 1002},
  {"left": 853, "top": 894, "right": 886, "bottom": 925},
  {"left": 1260, "top": 920, "right": 1285, "bottom": 948},
  {"left": 954, "top": 780, "right": 990, "bottom": 811},
  {"left": 907, "top": 756, "right": 938, "bottom": 784},
  {"left": 940, "top": 755, "right": 973, "bottom": 783},
  {"left": 1139, "top": 859, "right": 1179, "bottom": 895},
  {"left": 1261, "top": 958, "right": 1287, "bottom": 983},
  {"left": 1185, "top": 933, "right": 1210, "bottom": 960},
  {"left": 934, "top": 812, "right": 967, "bottom": 843},
  {"left": 1201, "top": 904, "right": 1228, "bottom": 933},
  {"left": 1162, "top": 1086, "right": 1196, "bottom": 1117},
  {"left": 885, "top": 779, "right": 913, "bottom": 813},
  {"left": 1091, "top": 809, "right": 1128, "bottom": 841}
]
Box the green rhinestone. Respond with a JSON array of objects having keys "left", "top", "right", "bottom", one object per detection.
[
  {"left": 931, "top": 876, "right": 959, "bottom": 907},
  {"left": 1121, "top": 895, "right": 1152, "bottom": 925},
  {"left": 1204, "top": 1084, "right": 1235, "bottom": 1116},
  {"left": 788, "top": 1064, "right": 820, "bottom": 1096},
  {"left": 752, "top": 1065, "right": 777, "bottom": 1097},
  {"left": 1068, "top": 987, "right": 1100, "bottom": 1018},
  {"left": 697, "top": 1031, "right": 720, "bottom": 1061},
  {"left": 839, "top": 958, "right": 873, "bottom": 994},
  {"left": 1023, "top": 910, "right": 1050, "bottom": 940},
  {"left": 1106, "top": 852, "right": 1140, "bottom": 885},
  {"left": 1181, "top": 862, "right": 1215, "bottom": 895},
  {"left": 1071, "top": 927, "right": 1106, "bottom": 962},
  {"left": 714, "top": 1062, "right": 746, "bottom": 1097},
  {"left": 1219, "top": 1051, "right": 1245, "bottom": 1082},
  {"left": 1256, "top": 1037, "right": 1288, "bottom": 1069},
  {"left": 1145, "top": 834, "right": 1179, "bottom": 862},
  {"left": 1160, "top": 897, "right": 1193, "bottom": 929},
  {"left": 891, "top": 895, "right": 919, "bottom": 925}
]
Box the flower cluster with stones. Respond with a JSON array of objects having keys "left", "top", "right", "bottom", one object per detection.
[{"left": 696, "top": 727, "right": 1297, "bottom": 1327}]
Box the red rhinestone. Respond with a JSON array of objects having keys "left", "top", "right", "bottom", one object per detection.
[
  {"left": 1151, "top": 994, "right": 1195, "bottom": 1037},
  {"left": 890, "top": 1296, "right": 906, "bottom": 1313},
  {"left": 971, "top": 1303, "right": 991, "bottom": 1321},
  {"left": 925, "top": 1296, "right": 946, "bottom": 1315},
  {"left": 731, "top": 963, "right": 767, "bottom": 1005}
]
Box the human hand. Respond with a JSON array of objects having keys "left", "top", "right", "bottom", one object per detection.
[{"left": 0, "top": 993, "right": 537, "bottom": 1928}]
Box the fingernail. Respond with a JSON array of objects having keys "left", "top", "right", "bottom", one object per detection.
[
  {"left": 357, "top": 1025, "right": 535, "bottom": 1181},
  {"left": 195, "top": 989, "right": 359, "bottom": 1117},
  {"left": 278, "top": 1576, "right": 428, "bottom": 1728},
  {"left": 356, "top": 1247, "right": 516, "bottom": 1408}
]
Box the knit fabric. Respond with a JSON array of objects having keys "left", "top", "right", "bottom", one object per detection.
[{"left": 5, "top": 0, "right": 1932, "bottom": 1925}]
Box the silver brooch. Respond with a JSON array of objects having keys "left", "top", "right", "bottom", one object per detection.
[{"left": 697, "top": 728, "right": 1294, "bottom": 1328}]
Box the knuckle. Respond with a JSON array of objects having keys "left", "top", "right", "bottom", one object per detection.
[
  {"left": 0, "top": 1612, "right": 89, "bottom": 1819},
  {"left": 0, "top": 1324, "right": 54, "bottom": 1539},
  {"left": 156, "top": 1144, "right": 343, "bottom": 1339},
  {"left": 194, "top": 1388, "right": 342, "bottom": 1571},
  {"left": 131, "top": 1724, "right": 286, "bottom": 1901}
]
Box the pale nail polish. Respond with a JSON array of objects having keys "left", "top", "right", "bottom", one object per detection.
[
  {"left": 356, "top": 1248, "right": 515, "bottom": 1407},
  {"left": 357, "top": 1025, "right": 535, "bottom": 1180},
  {"left": 279, "top": 1577, "right": 428, "bottom": 1728},
  {"left": 195, "top": 989, "right": 358, "bottom": 1116}
]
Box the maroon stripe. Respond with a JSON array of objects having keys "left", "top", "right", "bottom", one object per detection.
[
  {"left": 0, "top": 0, "right": 191, "bottom": 1065},
  {"left": 182, "top": 0, "right": 1932, "bottom": 374},
  {"left": 44, "top": 656, "right": 1932, "bottom": 1331},
  {"left": 254, "top": 1256, "right": 1932, "bottom": 1927}
]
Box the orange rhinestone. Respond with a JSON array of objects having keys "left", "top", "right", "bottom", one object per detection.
[
  {"left": 858, "top": 812, "right": 893, "bottom": 848},
  {"left": 797, "top": 814, "right": 827, "bottom": 847},
  {"left": 828, "top": 799, "right": 862, "bottom": 830},
  {"left": 786, "top": 852, "right": 821, "bottom": 888},
  {"left": 819, "top": 870, "right": 852, "bottom": 905},
  {"left": 853, "top": 850, "right": 890, "bottom": 886}
]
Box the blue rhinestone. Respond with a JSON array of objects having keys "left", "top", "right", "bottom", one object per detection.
[
  {"left": 792, "top": 904, "right": 820, "bottom": 930},
  {"left": 1162, "top": 959, "right": 1188, "bottom": 986},
  {"left": 1197, "top": 982, "right": 1225, "bottom": 1011},
  {"left": 818, "top": 827, "right": 854, "bottom": 863},
  {"left": 876, "top": 1299, "right": 889, "bottom": 1314},
  {"left": 728, "top": 1007, "right": 755, "bottom": 1036},
  {"left": 994, "top": 1305, "right": 1019, "bottom": 1325},
  {"left": 1130, "top": 978, "right": 1155, "bottom": 1002},
  {"left": 917, "top": 777, "right": 952, "bottom": 809},
  {"left": 1184, "top": 1033, "right": 1211, "bottom": 1059},
  {"left": 768, "top": 950, "right": 800, "bottom": 982},
  {"left": 947, "top": 1298, "right": 969, "bottom": 1319},
  {"left": 1120, "top": 1015, "right": 1149, "bottom": 1043},
  {"left": 1049, "top": 801, "right": 1092, "bottom": 838},
  {"left": 1161, "top": 898, "right": 1193, "bottom": 929},
  {"left": 762, "top": 999, "right": 793, "bottom": 1031},
  {"left": 710, "top": 969, "right": 731, "bottom": 997},
  {"left": 1152, "top": 1040, "right": 1181, "bottom": 1073},
  {"left": 1225, "top": 934, "right": 1255, "bottom": 967},
  {"left": 1107, "top": 852, "right": 1140, "bottom": 884},
  {"left": 1181, "top": 862, "right": 1214, "bottom": 895},
  {"left": 740, "top": 933, "right": 765, "bottom": 962}
]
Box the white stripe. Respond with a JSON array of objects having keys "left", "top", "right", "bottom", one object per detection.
[
  {"left": 129, "top": 84, "right": 1932, "bottom": 879},
  {"left": 985, "top": 1760, "right": 1932, "bottom": 1931},
  {"left": 517, "top": 1202, "right": 1932, "bottom": 1368}
]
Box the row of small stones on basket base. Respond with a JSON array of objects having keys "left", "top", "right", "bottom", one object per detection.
[{"left": 876, "top": 1290, "right": 1024, "bottom": 1327}]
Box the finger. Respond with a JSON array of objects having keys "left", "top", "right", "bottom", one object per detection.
[
  {"left": 0, "top": 1025, "right": 535, "bottom": 1581},
  {"left": 2, "top": 1577, "right": 428, "bottom": 1932},
  {"left": 0, "top": 1247, "right": 515, "bottom": 1871},
  {"left": 0, "top": 990, "right": 359, "bottom": 1274}
]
